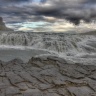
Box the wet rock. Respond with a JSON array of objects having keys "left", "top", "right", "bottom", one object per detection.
[
  {"left": 23, "top": 89, "right": 42, "bottom": 96},
  {"left": 6, "top": 72, "right": 24, "bottom": 85},
  {"left": 38, "top": 84, "right": 53, "bottom": 90},
  {"left": 0, "top": 56, "right": 96, "bottom": 96},
  {"left": 67, "top": 86, "right": 94, "bottom": 96},
  {"left": 5, "top": 87, "right": 21, "bottom": 96}
]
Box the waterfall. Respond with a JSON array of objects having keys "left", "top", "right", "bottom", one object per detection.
[{"left": 0, "top": 32, "right": 96, "bottom": 54}]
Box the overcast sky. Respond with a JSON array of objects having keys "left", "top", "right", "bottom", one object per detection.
[{"left": 0, "top": 0, "right": 96, "bottom": 32}]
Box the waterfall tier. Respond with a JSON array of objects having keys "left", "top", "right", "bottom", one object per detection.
[{"left": 0, "top": 32, "right": 96, "bottom": 54}]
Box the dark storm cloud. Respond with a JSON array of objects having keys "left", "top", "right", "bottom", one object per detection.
[
  {"left": 34, "top": 0, "right": 96, "bottom": 24},
  {"left": 0, "top": 0, "right": 29, "bottom": 3},
  {"left": 85, "top": 0, "right": 96, "bottom": 3},
  {"left": 0, "top": 0, "right": 96, "bottom": 25}
]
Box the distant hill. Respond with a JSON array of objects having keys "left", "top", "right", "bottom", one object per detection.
[{"left": 0, "top": 17, "right": 13, "bottom": 31}]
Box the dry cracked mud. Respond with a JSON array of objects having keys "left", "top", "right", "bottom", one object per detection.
[{"left": 0, "top": 55, "right": 96, "bottom": 96}]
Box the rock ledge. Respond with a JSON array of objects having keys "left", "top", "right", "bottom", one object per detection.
[{"left": 0, "top": 56, "right": 96, "bottom": 96}]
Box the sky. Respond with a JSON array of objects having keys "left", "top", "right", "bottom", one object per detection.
[{"left": 0, "top": 0, "right": 96, "bottom": 32}]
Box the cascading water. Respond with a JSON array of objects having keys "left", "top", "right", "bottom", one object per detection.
[
  {"left": 0, "top": 32, "right": 96, "bottom": 54},
  {"left": 0, "top": 31, "right": 96, "bottom": 64}
]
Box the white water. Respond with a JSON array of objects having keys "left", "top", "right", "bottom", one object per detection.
[
  {"left": 0, "top": 32, "right": 96, "bottom": 53},
  {"left": 0, "top": 31, "right": 96, "bottom": 64}
]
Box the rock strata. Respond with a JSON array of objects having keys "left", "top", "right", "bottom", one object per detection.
[{"left": 0, "top": 55, "right": 96, "bottom": 96}]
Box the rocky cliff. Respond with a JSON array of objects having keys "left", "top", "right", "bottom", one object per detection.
[
  {"left": 0, "top": 55, "right": 96, "bottom": 96},
  {"left": 0, "top": 17, "right": 13, "bottom": 31}
]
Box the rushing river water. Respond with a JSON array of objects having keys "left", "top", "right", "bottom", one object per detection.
[{"left": 0, "top": 31, "right": 96, "bottom": 64}]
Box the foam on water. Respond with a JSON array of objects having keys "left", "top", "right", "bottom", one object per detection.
[{"left": 0, "top": 31, "right": 96, "bottom": 64}]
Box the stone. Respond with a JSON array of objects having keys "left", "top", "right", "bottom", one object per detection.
[
  {"left": 5, "top": 87, "right": 21, "bottom": 96},
  {"left": 6, "top": 72, "right": 24, "bottom": 85},
  {"left": 16, "top": 82, "right": 28, "bottom": 91},
  {"left": 38, "top": 84, "right": 53, "bottom": 90},
  {"left": 0, "top": 82, "right": 7, "bottom": 89},
  {"left": 23, "top": 89, "right": 43, "bottom": 96},
  {"left": 67, "top": 86, "right": 94, "bottom": 96}
]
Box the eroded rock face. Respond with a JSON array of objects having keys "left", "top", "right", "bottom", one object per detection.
[
  {"left": 0, "top": 56, "right": 96, "bottom": 96},
  {"left": 0, "top": 17, "right": 13, "bottom": 31}
]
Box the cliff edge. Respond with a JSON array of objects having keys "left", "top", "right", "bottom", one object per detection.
[{"left": 0, "top": 17, "right": 13, "bottom": 31}]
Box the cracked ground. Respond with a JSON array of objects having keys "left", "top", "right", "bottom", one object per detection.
[{"left": 0, "top": 55, "right": 96, "bottom": 96}]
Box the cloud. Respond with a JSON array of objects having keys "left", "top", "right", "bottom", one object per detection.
[
  {"left": 0, "top": 0, "right": 96, "bottom": 31},
  {"left": 0, "top": 0, "right": 29, "bottom": 4},
  {"left": 33, "top": 0, "right": 96, "bottom": 24}
]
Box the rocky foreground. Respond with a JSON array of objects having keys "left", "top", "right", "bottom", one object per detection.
[{"left": 0, "top": 55, "right": 96, "bottom": 96}]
